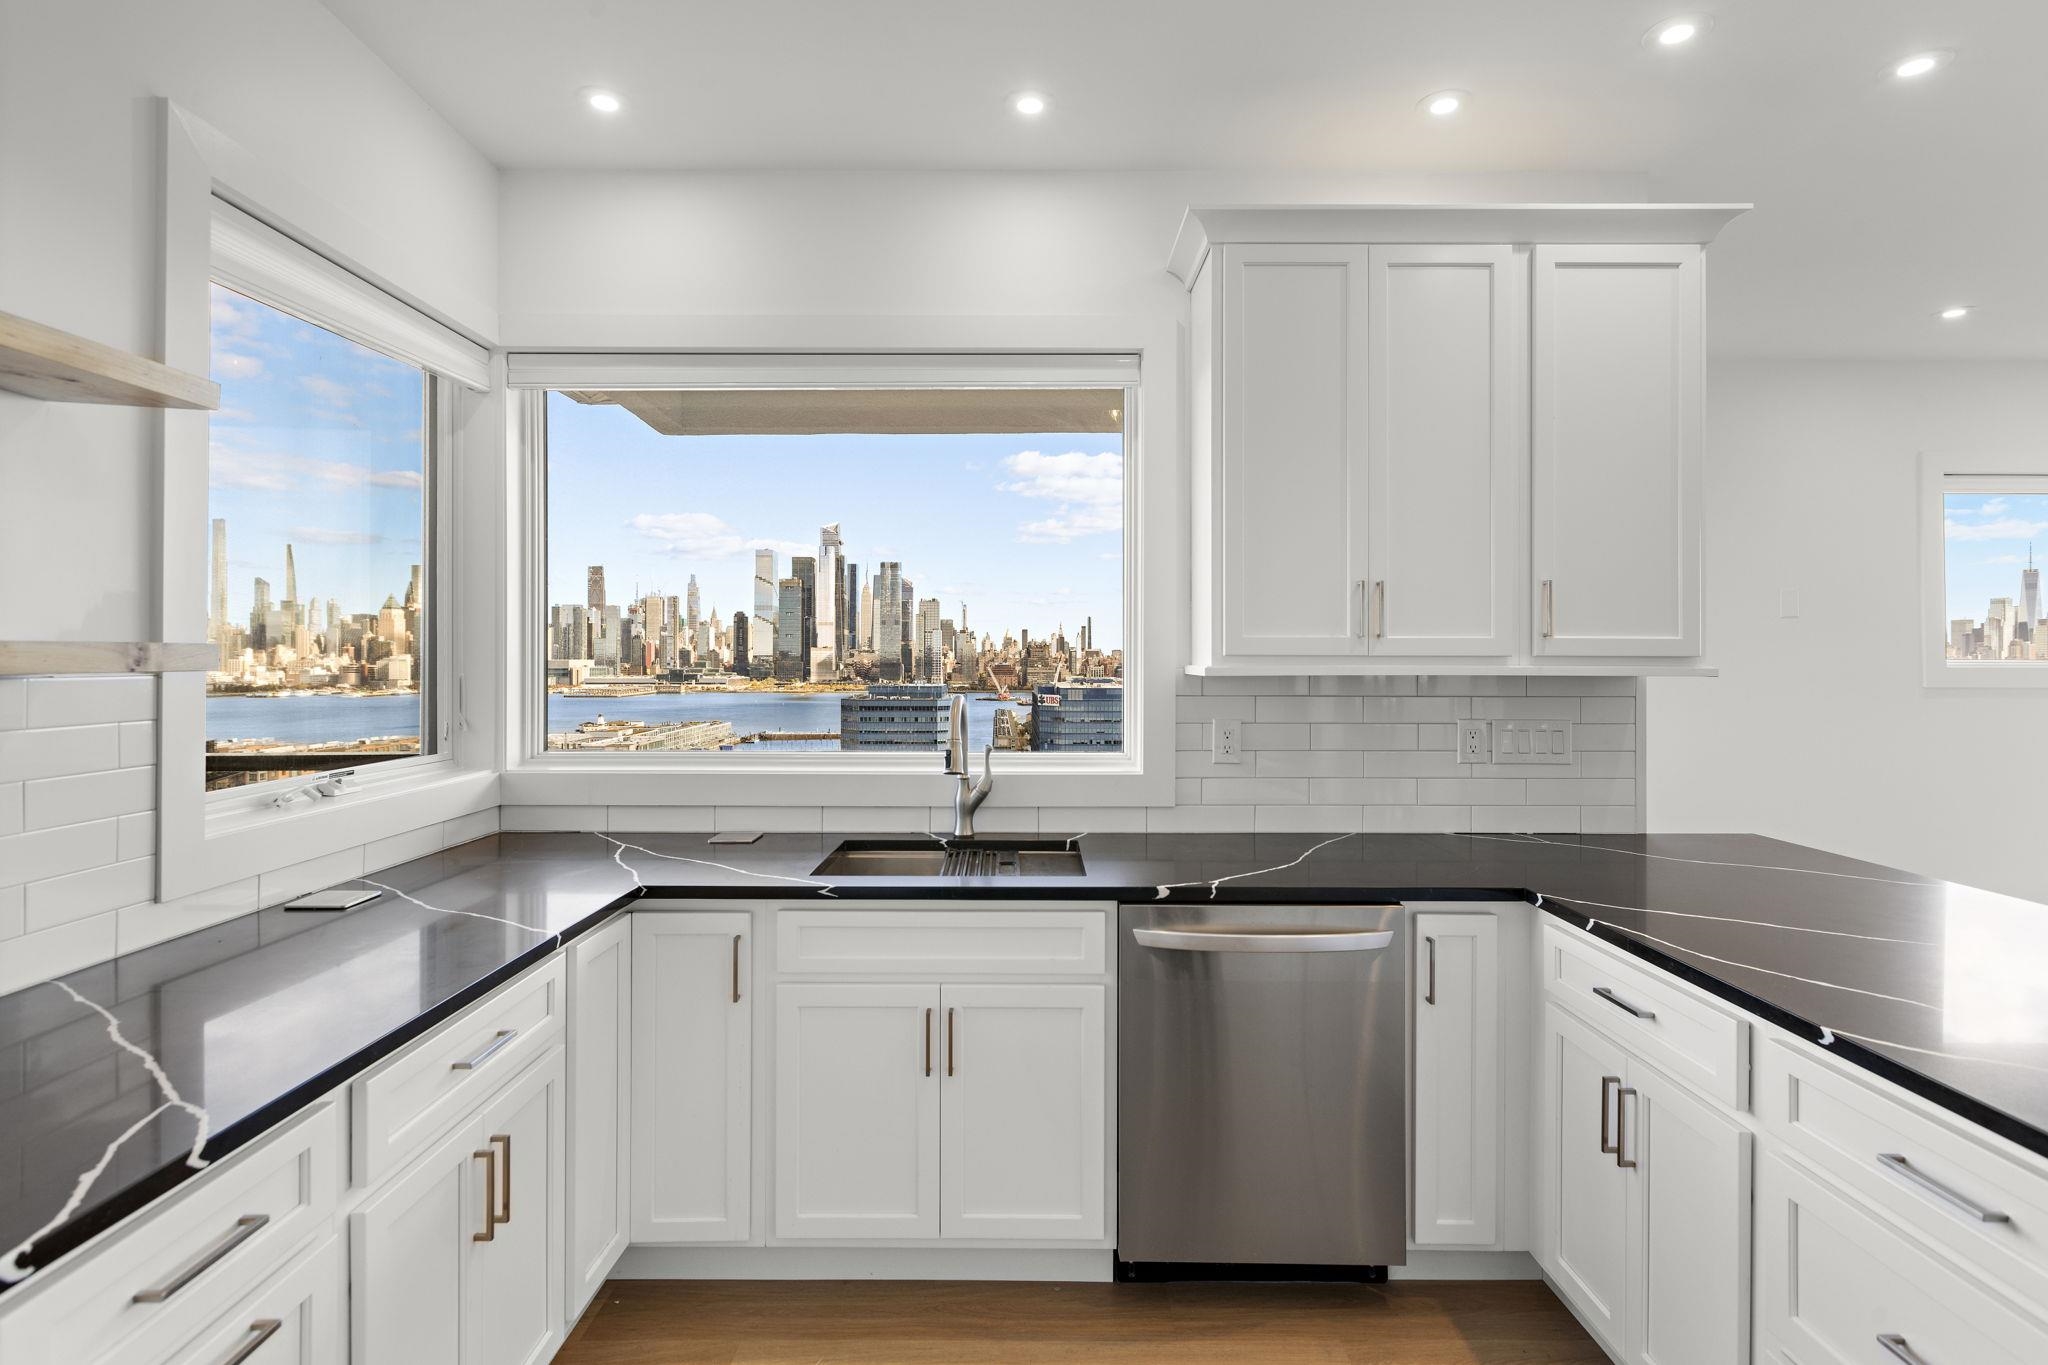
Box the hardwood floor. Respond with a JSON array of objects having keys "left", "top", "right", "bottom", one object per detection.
[{"left": 558, "top": 1279, "right": 1609, "bottom": 1364}]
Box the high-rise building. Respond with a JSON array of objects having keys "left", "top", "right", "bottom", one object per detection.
[
  {"left": 639, "top": 593, "right": 665, "bottom": 674},
  {"left": 250, "top": 577, "right": 273, "bottom": 648},
  {"left": 752, "top": 550, "right": 777, "bottom": 660},
  {"left": 209, "top": 519, "right": 228, "bottom": 643},
  {"left": 875, "top": 562, "right": 904, "bottom": 681},
  {"left": 1030, "top": 680, "right": 1124, "bottom": 752},
  {"left": 2025, "top": 545, "right": 2040, "bottom": 641},
  {"left": 844, "top": 560, "right": 860, "bottom": 656},
  {"left": 813, "top": 524, "right": 842, "bottom": 681},
  {"left": 686, "top": 574, "right": 701, "bottom": 642},
  {"left": 791, "top": 556, "right": 817, "bottom": 681},
  {"left": 284, "top": 544, "right": 298, "bottom": 609},
  {"left": 732, "top": 611, "right": 749, "bottom": 665},
  {"left": 774, "top": 577, "right": 806, "bottom": 681},
  {"left": 839, "top": 684, "right": 948, "bottom": 749},
  {"left": 915, "top": 598, "right": 943, "bottom": 682},
  {"left": 586, "top": 565, "right": 606, "bottom": 613}
]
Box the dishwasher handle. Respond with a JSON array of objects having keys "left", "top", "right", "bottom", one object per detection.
[{"left": 1133, "top": 926, "right": 1394, "bottom": 954}]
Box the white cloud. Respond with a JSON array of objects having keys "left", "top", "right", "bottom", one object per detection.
[
  {"left": 1977, "top": 497, "right": 2011, "bottom": 517},
  {"left": 629, "top": 512, "right": 809, "bottom": 562},
  {"left": 208, "top": 443, "right": 423, "bottom": 495},
  {"left": 299, "top": 375, "right": 354, "bottom": 408},
  {"left": 212, "top": 406, "right": 257, "bottom": 424},
  {"left": 287, "top": 527, "right": 384, "bottom": 546},
  {"left": 215, "top": 352, "right": 264, "bottom": 380},
  {"left": 998, "top": 450, "right": 1123, "bottom": 542},
  {"left": 1944, "top": 516, "right": 2048, "bottom": 542}
]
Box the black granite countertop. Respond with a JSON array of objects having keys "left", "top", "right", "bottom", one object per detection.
[{"left": 4, "top": 828, "right": 2044, "bottom": 1291}]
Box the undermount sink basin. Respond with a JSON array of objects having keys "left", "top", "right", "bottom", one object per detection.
[{"left": 811, "top": 839, "right": 1086, "bottom": 878}]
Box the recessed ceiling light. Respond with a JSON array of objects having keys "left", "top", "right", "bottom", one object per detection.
[
  {"left": 1012, "top": 92, "right": 1047, "bottom": 117},
  {"left": 1892, "top": 50, "right": 1954, "bottom": 79},
  {"left": 1644, "top": 15, "right": 1712, "bottom": 48},
  {"left": 1420, "top": 90, "right": 1467, "bottom": 117},
  {"left": 580, "top": 87, "right": 622, "bottom": 114},
  {"left": 1938, "top": 305, "right": 1973, "bottom": 320}
]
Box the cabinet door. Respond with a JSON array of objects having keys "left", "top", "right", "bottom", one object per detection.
[
  {"left": 939, "top": 984, "right": 1106, "bottom": 1241},
  {"left": 157, "top": 1235, "right": 344, "bottom": 1365},
  {"left": 1532, "top": 244, "right": 1702, "bottom": 657},
  {"left": 775, "top": 983, "right": 941, "bottom": 1239},
  {"left": 632, "top": 912, "right": 751, "bottom": 1242},
  {"left": 351, "top": 1120, "right": 481, "bottom": 1365},
  {"left": 471, "top": 1050, "right": 566, "bottom": 1365},
  {"left": 1412, "top": 913, "right": 1500, "bottom": 1246},
  {"left": 1542, "top": 1002, "right": 1631, "bottom": 1350},
  {"left": 1217, "top": 243, "right": 1370, "bottom": 657},
  {"left": 1625, "top": 1061, "right": 1750, "bottom": 1365},
  {"left": 566, "top": 917, "right": 630, "bottom": 1317},
  {"left": 1366, "top": 245, "right": 1518, "bottom": 656}
]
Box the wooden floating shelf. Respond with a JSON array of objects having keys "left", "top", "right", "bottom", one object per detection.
[
  {"left": 0, "top": 641, "right": 217, "bottom": 677},
  {"left": 0, "top": 309, "right": 218, "bottom": 409}
]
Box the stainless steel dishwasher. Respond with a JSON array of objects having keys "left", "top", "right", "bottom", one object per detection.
[{"left": 1116, "top": 901, "right": 1407, "bottom": 1279}]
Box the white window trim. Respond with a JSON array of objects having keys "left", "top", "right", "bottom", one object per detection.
[
  {"left": 1919, "top": 452, "right": 2048, "bottom": 689},
  {"left": 156, "top": 102, "right": 499, "bottom": 903},
  {"left": 501, "top": 332, "right": 1177, "bottom": 811}
]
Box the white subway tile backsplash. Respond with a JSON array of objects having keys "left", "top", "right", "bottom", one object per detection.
[
  {"left": 1418, "top": 778, "right": 1527, "bottom": 805},
  {"left": 1525, "top": 778, "right": 1637, "bottom": 806},
  {"left": 1312, "top": 675, "right": 1419, "bottom": 696},
  {"left": 363, "top": 825, "right": 446, "bottom": 874},
  {"left": 1199, "top": 675, "right": 1309, "bottom": 696},
  {"left": 1579, "top": 696, "right": 1637, "bottom": 723},
  {"left": 1255, "top": 804, "right": 1361, "bottom": 833},
  {"left": 118, "top": 720, "right": 156, "bottom": 767},
  {"left": 1358, "top": 697, "right": 1457, "bottom": 722},
  {"left": 0, "top": 680, "right": 25, "bottom": 730},
  {"left": 1579, "top": 751, "right": 1637, "bottom": 779},
  {"left": 0, "top": 885, "right": 22, "bottom": 939},
  {"left": 1580, "top": 806, "right": 1640, "bottom": 834},
  {"left": 1362, "top": 805, "right": 1473, "bottom": 833},
  {"left": 1310, "top": 723, "right": 1418, "bottom": 751},
  {"left": 1240, "top": 723, "right": 1310, "bottom": 750},
  {"left": 1359, "top": 751, "right": 1463, "bottom": 778},
  {"left": 115, "top": 812, "right": 153, "bottom": 860},
  {"left": 1177, "top": 696, "right": 1259, "bottom": 720},
  {"left": 0, "top": 914, "right": 117, "bottom": 995},
  {"left": 22, "top": 766, "right": 153, "bottom": 831},
  {"left": 23, "top": 677, "right": 155, "bottom": 728},
  {"left": 258, "top": 847, "right": 368, "bottom": 907},
  {"left": 0, "top": 819, "right": 119, "bottom": 889},
  {"left": 1574, "top": 724, "right": 1637, "bottom": 751},
  {"left": 1307, "top": 778, "right": 1419, "bottom": 805},
  {"left": 1254, "top": 749, "right": 1365, "bottom": 778},
  {"left": 1036, "top": 806, "right": 1150, "bottom": 833},
  {"left": 442, "top": 808, "right": 501, "bottom": 845},
  {"left": 1470, "top": 697, "right": 1581, "bottom": 720},
  {"left": 1202, "top": 777, "right": 1308, "bottom": 805},
  {"left": 607, "top": 806, "right": 718, "bottom": 833},
  {"left": 1254, "top": 696, "right": 1362, "bottom": 723},
  {"left": 24, "top": 857, "right": 153, "bottom": 933},
  {"left": 1146, "top": 804, "right": 1253, "bottom": 833},
  {"left": 0, "top": 724, "right": 122, "bottom": 782},
  {"left": 1473, "top": 805, "right": 1582, "bottom": 833},
  {"left": 0, "top": 783, "right": 19, "bottom": 837},
  {"left": 1419, "top": 675, "right": 1525, "bottom": 696}
]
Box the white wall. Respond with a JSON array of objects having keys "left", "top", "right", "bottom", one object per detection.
[{"left": 1651, "top": 359, "right": 2048, "bottom": 903}]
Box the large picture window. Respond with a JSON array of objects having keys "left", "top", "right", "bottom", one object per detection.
[
  {"left": 535, "top": 370, "right": 1129, "bottom": 759},
  {"left": 1920, "top": 456, "right": 2048, "bottom": 688}
]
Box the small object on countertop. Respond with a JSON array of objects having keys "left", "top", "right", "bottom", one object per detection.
[
  {"left": 281, "top": 888, "right": 382, "bottom": 912},
  {"left": 707, "top": 831, "right": 764, "bottom": 845}
]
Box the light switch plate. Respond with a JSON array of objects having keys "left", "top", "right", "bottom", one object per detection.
[{"left": 1490, "top": 720, "right": 1574, "bottom": 765}]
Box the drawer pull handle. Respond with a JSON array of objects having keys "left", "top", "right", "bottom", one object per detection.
[
  {"left": 1424, "top": 935, "right": 1437, "bottom": 1005},
  {"left": 1592, "top": 986, "right": 1656, "bottom": 1021},
  {"left": 1599, "top": 1075, "right": 1621, "bottom": 1154},
  {"left": 1372, "top": 580, "right": 1386, "bottom": 639},
  {"left": 947, "top": 1006, "right": 957, "bottom": 1077},
  {"left": 1877, "top": 1334, "right": 1930, "bottom": 1365},
  {"left": 132, "top": 1213, "right": 269, "bottom": 1303},
  {"left": 924, "top": 1007, "right": 933, "bottom": 1077},
  {"left": 1541, "top": 579, "right": 1555, "bottom": 638},
  {"left": 1615, "top": 1086, "right": 1638, "bottom": 1169},
  {"left": 473, "top": 1148, "right": 497, "bottom": 1241},
  {"left": 220, "top": 1318, "right": 283, "bottom": 1365},
  {"left": 451, "top": 1028, "right": 518, "bottom": 1071},
  {"left": 1877, "top": 1153, "right": 2011, "bottom": 1224},
  {"left": 732, "top": 934, "right": 743, "bottom": 1004}
]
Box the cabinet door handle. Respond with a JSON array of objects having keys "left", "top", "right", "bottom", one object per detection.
[
  {"left": 1876, "top": 1152, "right": 2010, "bottom": 1224},
  {"left": 732, "top": 934, "right": 742, "bottom": 1004},
  {"left": 1876, "top": 1335, "right": 1931, "bottom": 1365},
  {"left": 1423, "top": 936, "right": 1437, "bottom": 1005},
  {"left": 1592, "top": 985, "right": 1656, "bottom": 1021},
  {"left": 490, "top": 1133, "right": 512, "bottom": 1227},
  {"left": 451, "top": 1028, "right": 518, "bottom": 1071},
  {"left": 472, "top": 1148, "right": 497, "bottom": 1241},
  {"left": 1599, "top": 1075, "right": 1621, "bottom": 1154},
  {"left": 1540, "top": 579, "right": 1555, "bottom": 638},
  {"left": 1372, "top": 580, "right": 1386, "bottom": 639},
  {"left": 218, "top": 1318, "right": 283, "bottom": 1365},
  {"left": 131, "top": 1213, "right": 269, "bottom": 1302},
  {"left": 947, "top": 1006, "right": 956, "bottom": 1077},
  {"left": 1615, "top": 1086, "right": 1638, "bottom": 1169},
  {"left": 1354, "top": 580, "right": 1368, "bottom": 638},
  {"left": 924, "top": 1007, "right": 933, "bottom": 1077}
]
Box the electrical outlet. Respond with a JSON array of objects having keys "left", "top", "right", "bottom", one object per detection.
[
  {"left": 1458, "top": 721, "right": 1489, "bottom": 763},
  {"left": 1214, "top": 718, "right": 1244, "bottom": 764}
]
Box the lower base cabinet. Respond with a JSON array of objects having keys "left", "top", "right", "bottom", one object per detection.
[
  {"left": 352, "top": 1048, "right": 565, "bottom": 1365},
  {"left": 138, "top": 1234, "right": 343, "bottom": 1365}
]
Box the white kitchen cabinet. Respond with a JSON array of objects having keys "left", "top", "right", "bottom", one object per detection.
[
  {"left": 631, "top": 912, "right": 751, "bottom": 1242},
  {"left": 1531, "top": 244, "right": 1703, "bottom": 658},
  {"left": 775, "top": 983, "right": 942, "bottom": 1239},
  {"left": 153, "top": 1235, "right": 344, "bottom": 1365},
  {"left": 350, "top": 1049, "right": 565, "bottom": 1365},
  {"left": 566, "top": 917, "right": 630, "bottom": 1317},
  {"left": 1545, "top": 1001, "right": 1631, "bottom": 1348},
  {"left": 1365, "top": 245, "right": 1519, "bottom": 657},
  {"left": 939, "top": 984, "right": 1106, "bottom": 1241},
  {"left": 1412, "top": 913, "right": 1500, "bottom": 1246}
]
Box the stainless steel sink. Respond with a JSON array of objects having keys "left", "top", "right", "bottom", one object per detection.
[{"left": 811, "top": 839, "right": 1085, "bottom": 878}]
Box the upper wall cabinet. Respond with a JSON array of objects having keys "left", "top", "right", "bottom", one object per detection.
[{"left": 1174, "top": 204, "right": 1746, "bottom": 675}]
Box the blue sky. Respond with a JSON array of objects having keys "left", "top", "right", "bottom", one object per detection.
[
  {"left": 207, "top": 285, "right": 426, "bottom": 624},
  {"left": 1944, "top": 492, "right": 2048, "bottom": 623},
  {"left": 545, "top": 392, "right": 1125, "bottom": 649}
]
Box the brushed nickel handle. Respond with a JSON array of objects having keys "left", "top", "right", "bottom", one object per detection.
[
  {"left": 219, "top": 1318, "right": 283, "bottom": 1365},
  {"left": 1592, "top": 986, "right": 1656, "bottom": 1021},
  {"left": 1600, "top": 1075, "right": 1621, "bottom": 1155},
  {"left": 1134, "top": 926, "right": 1394, "bottom": 954},
  {"left": 924, "top": 1007, "right": 933, "bottom": 1077},
  {"left": 1877, "top": 1335, "right": 1930, "bottom": 1365},
  {"left": 1877, "top": 1152, "right": 2010, "bottom": 1224},
  {"left": 1424, "top": 935, "right": 1436, "bottom": 1004},
  {"left": 732, "top": 934, "right": 742, "bottom": 1004},
  {"left": 472, "top": 1149, "right": 496, "bottom": 1241},
  {"left": 451, "top": 1028, "right": 518, "bottom": 1071},
  {"left": 1372, "top": 580, "right": 1386, "bottom": 639},
  {"left": 490, "top": 1133, "right": 512, "bottom": 1227},
  {"left": 1354, "top": 580, "right": 1368, "bottom": 638},
  {"left": 947, "top": 1007, "right": 956, "bottom": 1078},
  {"left": 1541, "top": 579, "right": 1555, "bottom": 638},
  {"left": 1615, "top": 1086, "right": 1638, "bottom": 1169},
  {"left": 132, "top": 1213, "right": 269, "bottom": 1302}
]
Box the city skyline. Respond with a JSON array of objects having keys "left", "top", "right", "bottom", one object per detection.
[
  {"left": 544, "top": 391, "right": 1125, "bottom": 651},
  {"left": 1944, "top": 491, "right": 2048, "bottom": 656}
]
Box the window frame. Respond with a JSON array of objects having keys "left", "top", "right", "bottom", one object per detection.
[
  {"left": 1918, "top": 452, "right": 2048, "bottom": 689},
  {"left": 504, "top": 345, "right": 1174, "bottom": 811}
]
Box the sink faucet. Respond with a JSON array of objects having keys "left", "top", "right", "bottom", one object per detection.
[{"left": 943, "top": 695, "right": 994, "bottom": 839}]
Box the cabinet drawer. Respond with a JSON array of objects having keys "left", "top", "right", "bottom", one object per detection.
[
  {"left": 1758, "top": 1039, "right": 2048, "bottom": 1311},
  {"left": 1759, "top": 1151, "right": 2048, "bottom": 1362},
  {"left": 351, "top": 957, "right": 563, "bottom": 1186},
  {"left": 1542, "top": 923, "right": 1748, "bottom": 1110},
  {"left": 0, "top": 1102, "right": 339, "bottom": 1365},
  {"left": 115, "top": 1233, "right": 344, "bottom": 1365},
  {"left": 776, "top": 910, "right": 1106, "bottom": 977}
]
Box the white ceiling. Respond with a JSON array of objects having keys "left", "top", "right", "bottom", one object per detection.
[{"left": 322, "top": 0, "right": 2048, "bottom": 358}]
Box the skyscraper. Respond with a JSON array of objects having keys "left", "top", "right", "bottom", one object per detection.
[
  {"left": 752, "top": 550, "right": 777, "bottom": 660},
  {"left": 209, "top": 518, "right": 228, "bottom": 643},
  {"left": 284, "top": 544, "right": 298, "bottom": 608},
  {"left": 814, "top": 525, "right": 841, "bottom": 681},
  {"left": 916, "top": 597, "right": 942, "bottom": 682},
  {"left": 774, "top": 577, "right": 805, "bottom": 681},
  {"left": 791, "top": 556, "right": 817, "bottom": 682},
  {"left": 731, "top": 611, "right": 749, "bottom": 664},
  {"left": 875, "top": 562, "right": 904, "bottom": 681},
  {"left": 2025, "top": 545, "right": 2040, "bottom": 640},
  {"left": 686, "top": 574, "right": 701, "bottom": 642},
  {"left": 586, "top": 565, "right": 606, "bottom": 613}
]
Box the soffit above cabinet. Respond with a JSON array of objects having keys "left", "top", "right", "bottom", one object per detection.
[{"left": 1167, "top": 203, "right": 1752, "bottom": 287}]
